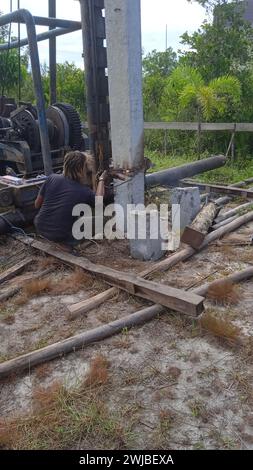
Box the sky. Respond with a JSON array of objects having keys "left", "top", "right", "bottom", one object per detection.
[{"left": 0, "top": 0, "right": 206, "bottom": 68}]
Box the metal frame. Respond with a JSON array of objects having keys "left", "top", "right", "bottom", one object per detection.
[{"left": 0, "top": 8, "right": 82, "bottom": 176}]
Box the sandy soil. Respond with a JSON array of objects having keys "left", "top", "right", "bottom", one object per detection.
[{"left": 0, "top": 206, "right": 253, "bottom": 450}]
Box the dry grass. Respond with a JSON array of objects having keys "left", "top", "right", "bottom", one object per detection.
[
  {"left": 14, "top": 268, "right": 94, "bottom": 305},
  {"left": 207, "top": 280, "right": 240, "bottom": 305},
  {"left": 84, "top": 354, "right": 110, "bottom": 387},
  {"left": 14, "top": 278, "right": 52, "bottom": 306},
  {"left": 47, "top": 269, "right": 93, "bottom": 295},
  {"left": 0, "top": 368, "right": 134, "bottom": 450},
  {"left": 199, "top": 311, "right": 241, "bottom": 343},
  {"left": 37, "top": 257, "right": 60, "bottom": 269}
]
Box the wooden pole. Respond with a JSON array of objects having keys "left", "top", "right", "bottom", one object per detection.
[
  {"left": 212, "top": 215, "right": 238, "bottom": 231},
  {"left": 68, "top": 287, "right": 118, "bottom": 320},
  {"left": 181, "top": 202, "right": 219, "bottom": 249},
  {"left": 193, "top": 266, "right": 253, "bottom": 297},
  {"left": 2, "top": 265, "right": 253, "bottom": 378},
  {"left": 215, "top": 202, "right": 253, "bottom": 224},
  {"left": 0, "top": 304, "right": 164, "bottom": 378},
  {"left": 141, "top": 210, "right": 253, "bottom": 277}
]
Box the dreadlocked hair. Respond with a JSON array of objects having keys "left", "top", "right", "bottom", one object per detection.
[{"left": 63, "top": 151, "right": 87, "bottom": 183}]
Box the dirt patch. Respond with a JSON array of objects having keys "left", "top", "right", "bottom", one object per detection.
[{"left": 1, "top": 220, "right": 253, "bottom": 449}]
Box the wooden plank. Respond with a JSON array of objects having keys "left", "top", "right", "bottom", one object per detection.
[
  {"left": 3, "top": 264, "right": 253, "bottom": 378},
  {"left": 14, "top": 237, "right": 204, "bottom": 316},
  {"left": 144, "top": 122, "right": 253, "bottom": 132},
  {"left": 144, "top": 122, "right": 199, "bottom": 131},
  {"left": 181, "top": 182, "right": 253, "bottom": 199},
  {"left": 0, "top": 258, "right": 33, "bottom": 285}
]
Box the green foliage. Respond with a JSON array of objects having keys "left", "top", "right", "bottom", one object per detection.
[
  {"left": 0, "top": 11, "right": 20, "bottom": 95},
  {"left": 41, "top": 62, "right": 86, "bottom": 116},
  {"left": 143, "top": 48, "right": 177, "bottom": 77},
  {"left": 160, "top": 65, "right": 241, "bottom": 121},
  {"left": 180, "top": 2, "right": 253, "bottom": 82}
]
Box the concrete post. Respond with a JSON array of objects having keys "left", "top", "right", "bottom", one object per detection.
[{"left": 105, "top": 0, "right": 145, "bottom": 231}]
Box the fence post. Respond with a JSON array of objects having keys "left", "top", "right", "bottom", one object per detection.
[{"left": 197, "top": 122, "right": 201, "bottom": 159}]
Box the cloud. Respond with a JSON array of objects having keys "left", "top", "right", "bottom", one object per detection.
[{"left": 1, "top": 0, "right": 206, "bottom": 65}]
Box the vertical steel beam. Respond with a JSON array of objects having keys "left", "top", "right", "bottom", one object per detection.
[
  {"left": 49, "top": 0, "right": 57, "bottom": 104},
  {"left": 79, "top": 0, "right": 110, "bottom": 171}
]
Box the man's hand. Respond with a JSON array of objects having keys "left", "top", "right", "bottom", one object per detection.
[{"left": 98, "top": 170, "right": 109, "bottom": 183}]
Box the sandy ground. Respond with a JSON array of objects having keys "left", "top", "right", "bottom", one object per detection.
[{"left": 0, "top": 205, "right": 253, "bottom": 450}]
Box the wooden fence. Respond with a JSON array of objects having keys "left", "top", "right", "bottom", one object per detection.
[{"left": 143, "top": 122, "right": 253, "bottom": 160}]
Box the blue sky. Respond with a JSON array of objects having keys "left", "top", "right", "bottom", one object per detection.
[{"left": 1, "top": 0, "right": 206, "bottom": 68}]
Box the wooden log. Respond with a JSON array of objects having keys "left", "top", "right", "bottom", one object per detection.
[
  {"left": 141, "top": 210, "right": 253, "bottom": 277},
  {"left": 68, "top": 287, "right": 118, "bottom": 320},
  {"left": 212, "top": 215, "right": 238, "bottom": 231},
  {"left": 0, "top": 287, "right": 20, "bottom": 302},
  {"left": 2, "top": 265, "right": 253, "bottom": 378},
  {"left": 215, "top": 202, "right": 253, "bottom": 224},
  {"left": 0, "top": 268, "right": 53, "bottom": 302},
  {"left": 13, "top": 237, "right": 204, "bottom": 316},
  {"left": 0, "top": 304, "right": 164, "bottom": 378},
  {"left": 15, "top": 208, "right": 253, "bottom": 320},
  {"left": 193, "top": 267, "right": 253, "bottom": 297},
  {"left": 0, "top": 258, "right": 33, "bottom": 286},
  {"left": 181, "top": 202, "right": 219, "bottom": 249},
  {"left": 182, "top": 182, "right": 253, "bottom": 199}
]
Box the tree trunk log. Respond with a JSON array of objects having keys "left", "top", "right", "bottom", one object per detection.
[
  {"left": 215, "top": 202, "right": 253, "bottom": 224},
  {"left": 141, "top": 209, "right": 253, "bottom": 277},
  {"left": 181, "top": 202, "right": 219, "bottom": 249},
  {"left": 212, "top": 215, "right": 238, "bottom": 231}
]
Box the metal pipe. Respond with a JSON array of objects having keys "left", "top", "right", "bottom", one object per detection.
[
  {"left": 0, "top": 26, "right": 80, "bottom": 51},
  {"left": 0, "top": 9, "right": 52, "bottom": 175},
  {"left": 145, "top": 155, "right": 227, "bottom": 188},
  {"left": 9, "top": 15, "right": 81, "bottom": 29},
  {"left": 49, "top": 0, "right": 57, "bottom": 104}
]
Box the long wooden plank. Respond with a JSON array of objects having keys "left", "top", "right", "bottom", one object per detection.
[
  {"left": 0, "top": 258, "right": 33, "bottom": 286},
  {"left": 14, "top": 237, "right": 204, "bottom": 316},
  {"left": 182, "top": 182, "right": 253, "bottom": 199}
]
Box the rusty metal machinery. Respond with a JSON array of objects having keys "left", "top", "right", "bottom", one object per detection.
[{"left": 0, "top": 99, "right": 82, "bottom": 176}]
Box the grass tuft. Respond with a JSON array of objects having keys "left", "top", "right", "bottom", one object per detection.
[
  {"left": 199, "top": 311, "right": 241, "bottom": 343},
  {"left": 207, "top": 280, "right": 240, "bottom": 305}
]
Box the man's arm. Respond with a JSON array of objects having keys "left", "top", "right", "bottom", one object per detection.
[
  {"left": 35, "top": 178, "right": 48, "bottom": 209},
  {"left": 96, "top": 170, "right": 108, "bottom": 197},
  {"left": 35, "top": 194, "right": 44, "bottom": 209}
]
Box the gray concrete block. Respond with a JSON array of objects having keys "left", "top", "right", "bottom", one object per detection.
[
  {"left": 129, "top": 208, "right": 163, "bottom": 261},
  {"left": 168, "top": 187, "right": 201, "bottom": 251},
  {"left": 171, "top": 187, "right": 201, "bottom": 233}
]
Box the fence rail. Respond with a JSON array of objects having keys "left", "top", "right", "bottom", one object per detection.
[{"left": 144, "top": 122, "right": 253, "bottom": 132}]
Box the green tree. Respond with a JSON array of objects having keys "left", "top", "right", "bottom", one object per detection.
[
  {"left": 181, "top": 2, "right": 253, "bottom": 81},
  {"left": 161, "top": 65, "right": 241, "bottom": 121},
  {"left": 41, "top": 62, "right": 86, "bottom": 117},
  {"left": 143, "top": 48, "right": 177, "bottom": 77},
  {"left": 0, "top": 12, "right": 19, "bottom": 95},
  {"left": 142, "top": 49, "right": 177, "bottom": 121}
]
